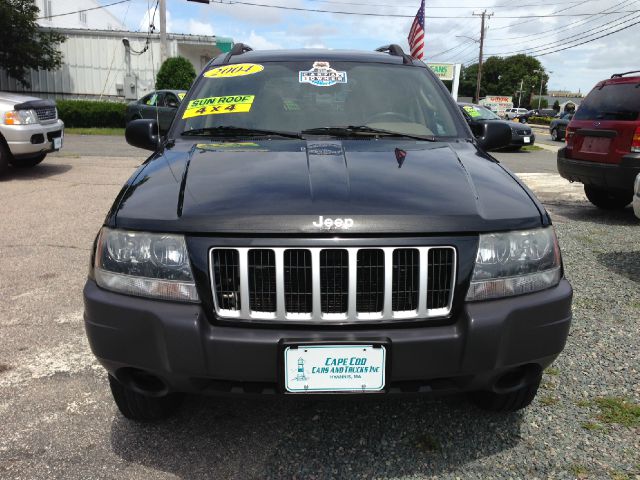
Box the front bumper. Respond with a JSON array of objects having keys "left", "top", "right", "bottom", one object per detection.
[
  {"left": 84, "top": 278, "right": 573, "bottom": 396},
  {"left": 510, "top": 132, "right": 535, "bottom": 146},
  {"left": 557, "top": 148, "right": 640, "bottom": 192},
  {"left": 1, "top": 120, "right": 64, "bottom": 157}
]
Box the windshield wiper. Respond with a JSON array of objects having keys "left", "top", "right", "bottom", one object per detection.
[
  {"left": 181, "top": 126, "right": 302, "bottom": 139},
  {"left": 301, "top": 125, "right": 436, "bottom": 141}
]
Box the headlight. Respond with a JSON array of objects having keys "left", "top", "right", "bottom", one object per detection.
[
  {"left": 466, "top": 227, "right": 561, "bottom": 301},
  {"left": 4, "top": 109, "right": 38, "bottom": 125},
  {"left": 94, "top": 227, "right": 199, "bottom": 302}
]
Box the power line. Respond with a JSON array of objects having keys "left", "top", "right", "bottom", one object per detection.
[
  {"left": 208, "top": 0, "right": 640, "bottom": 19},
  {"left": 36, "top": 0, "right": 131, "bottom": 20},
  {"left": 305, "top": 0, "right": 591, "bottom": 9}
]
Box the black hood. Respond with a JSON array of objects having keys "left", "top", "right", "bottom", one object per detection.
[{"left": 110, "top": 139, "right": 544, "bottom": 234}]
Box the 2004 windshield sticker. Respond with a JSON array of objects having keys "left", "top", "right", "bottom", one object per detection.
[
  {"left": 299, "top": 61, "right": 347, "bottom": 87},
  {"left": 204, "top": 63, "right": 264, "bottom": 79},
  {"left": 182, "top": 95, "right": 255, "bottom": 119}
]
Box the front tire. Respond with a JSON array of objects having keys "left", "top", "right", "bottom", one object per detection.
[
  {"left": 471, "top": 375, "right": 541, "bottom": 412},
  {"left": 0, "top": 141, "right": 10, "bottom": 176},
  {"left": 108, "top": 374, "right": 183, "bottom": 421},
  {"left": 584, "top": 185, "right": 632, "bottom": 210},
  {"left": 10, "top": 153, "right": 46, "bottom": 168},
  {"left": 550, "top": 128, "right": 558, "bottom": 141}
]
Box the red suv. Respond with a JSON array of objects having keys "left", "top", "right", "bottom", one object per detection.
[{"left": 558, "top": 71, "right": 640, "bottom": 209}]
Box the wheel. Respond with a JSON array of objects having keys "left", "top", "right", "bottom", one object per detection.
[
  {"left": 584, "top": 185, "right": 632, "bottom": 210},
  {"left": 0, "top": 141, "right": 10, "bottom": 176},
  {"left": 108, "top": 374, "right": 183, "bottom": 421},
  {"left": 10, "top": 153, "right": 46, "bottom": 168},
  {"left": 471, "top": 375, "right": 541, "bottom": 412},
  {"left": 550, "top": 128, "right": 558, "bottom": 141}
]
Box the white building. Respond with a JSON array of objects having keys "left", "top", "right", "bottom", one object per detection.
[
  {"left": 35, "top": 0, "right": 127, "bottom": 30},
  {"left": 0, "top": 2, "right": 233, "bottom": 100}
]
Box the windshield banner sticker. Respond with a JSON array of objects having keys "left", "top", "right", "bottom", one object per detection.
[
  {"left": 204, "top": 63, "right": 264, "bottom": 79},
  {"left": 182, "top": 95, "right": 255, "bottom": 119},
  {"left": 299, "top": 61, "right": 347, "bottom": 87},
  {"left": 463, "top": 105, "right": 481, "bottom": 118}
]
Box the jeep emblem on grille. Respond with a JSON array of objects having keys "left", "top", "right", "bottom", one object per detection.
[{"left": 312, "top": 215, "right": 354, "bottom": 229}]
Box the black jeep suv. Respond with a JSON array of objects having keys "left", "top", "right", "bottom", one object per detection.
[{"left": 84, "top": 45, "right": 572, "bottom": 420}]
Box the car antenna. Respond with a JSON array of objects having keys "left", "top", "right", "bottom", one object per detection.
[
  {"left": 223, "top": 43, "right": 254, "bottom": 64},
  {"left": 375, "top": 44, "right": 413, "bottom": 65}
]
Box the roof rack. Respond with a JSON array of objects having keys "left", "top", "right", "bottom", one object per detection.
[
  {"left": 222, "top": 43, "right": 253, "bottom": 64},
  {"left": 610, "top": 70, "right": 640, "bottom": 78},
  {"left": 375, "top": 44, "right": 413, "bottom": 65}
]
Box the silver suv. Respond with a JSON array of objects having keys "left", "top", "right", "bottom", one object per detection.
[
  {"left": 504, "top": 107, "right": 529, "bottom": 120},
  {"left": 0, "top": 92, "right": 65, "bottom": 176}
]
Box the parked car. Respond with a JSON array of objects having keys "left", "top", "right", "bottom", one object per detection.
[
  {"left": 539, "top": 108, "right": 558, "bottom": 117},
  {"left": 504, "top": 107, "right": 529, "bottom": 120},
  {"left": 86, "top": 44, "right": 572, "bottom": 421},
  {"left": 0, "top": 92, "right": 64, "bottom": 176},
  {"left": 558, "top": 70, "right": 640, "bottom": 209},
  {"left": 549, "top": 112, "right": 574, "bottom": 141},
  {"left": 459, "top": 103, "right": 535, "bottom": 149},
  {"left": 126, "top": 89, "right": 186, "bottom": 133},
  {"left": 634, "top": 173, "right": 640, "bottom": 219}
]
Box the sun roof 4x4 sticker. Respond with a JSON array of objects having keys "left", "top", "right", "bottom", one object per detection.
[
  {"left": 182, "top": 95, "right": 255, "bottom": 119},
  {"left": 204, "top": 63, "right": 264, "bottom": 79},
  {"left": 299, "top": 61, "right": 347, "bottom": 87}
]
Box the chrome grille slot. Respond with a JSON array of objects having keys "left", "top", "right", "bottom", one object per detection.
[
  {"left": 248, "top": 249, "right": 276, "bottom": 313},
  {"left": 356, "top": 249, "right": 384, "bottom": 314},
  {"left": 284, "top": 249, "right": 312, "bottom": 315},
  {"left": 428, "top": 248, "right": 455, "bottom": 312},
  {"left": 320, "top": 249, "right": 349, "bottom": 316},
  {"left": 34, "top": 106, "right": 57, "bottom": 122},
  {"left": 212, "top": 249, "right": 241, "bottom": 314},
  {"left": 392, "top": 248, "right": 419, "bottom": 312},
  {"left": 209, "top": 246, "right": 456, "bottom": 324}
]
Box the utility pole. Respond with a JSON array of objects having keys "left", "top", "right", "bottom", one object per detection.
[
  {"left": 517, "top": 79, "right": 524, "bottom": 107},
  {"left": 473, "top": 10, "right": 492, "bottom": 103},
  {"left": 159, "top": 0, "right": 168, "bottom": 63}
]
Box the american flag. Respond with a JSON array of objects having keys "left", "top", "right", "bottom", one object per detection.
[{"left": 408, "top": 0, "right": 426, "bottom": 60}]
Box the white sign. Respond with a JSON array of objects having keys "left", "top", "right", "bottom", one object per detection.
[
  {"left": 299, "top": 61, "right": 348, "bottom": 87},
  {"left": 284, "top": 345, "right": 386, "bottom": 393}
]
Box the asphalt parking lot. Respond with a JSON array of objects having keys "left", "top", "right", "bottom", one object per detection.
[{"left": 0, "top": 134, "right": 638, "bottom": 479}]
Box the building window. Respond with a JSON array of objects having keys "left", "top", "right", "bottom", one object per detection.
[
  {"left": 43, "top": 0, "right": 52, "bottom": 20},
  {"left": 79, "top": 10, "right": 87, "bottom": 24}
]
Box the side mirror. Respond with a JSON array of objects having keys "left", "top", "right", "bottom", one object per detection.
[
  {"left": 125, "top": 119, "right": 161, "bottom": 151},
  {"left": 475, "top": 121, "right": 512, "bottom": 151}
]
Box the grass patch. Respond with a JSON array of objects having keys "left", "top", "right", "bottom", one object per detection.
[
  {"left": 539, "top": 395, "right": 560, "bottom": 407},
  {"left": 568, "top": 463, "right": 589, "bottom": 478},
  {"left": 581, "top": 421, "right": 603, "bottom": 431},
  {"left": 66, "top": 127, "right": 125, "bottom": 136},
  {"left": 595, "top": 397, "right": 640, "bottom": 427},
  {"left": 521, "top": 145, "right": 544, "bottom": 151},
  {"left": 545, "top": 366, "right": 560, "bottom": 376},
  {"left": 541, "top": 379, "right": 556, "bottom": 390},
  {"left": 610, "top": 472, "right": 631, "bottom": 480},
  {"left": 576, "top": 399, "right": 591, "bottom": 408}
]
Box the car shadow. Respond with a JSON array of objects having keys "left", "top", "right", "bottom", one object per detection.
[
  {"left": 110, "top": 395, "right": 523, "bottom": 478},
  {"left": 596, "top": 251, "right": 640, "bottom": 283},
  {"left": 1, "top": 163, "right": 72, "bottom": 181},
  {"left": 544, "top": 202, "right": 638, "bottom": 226}
]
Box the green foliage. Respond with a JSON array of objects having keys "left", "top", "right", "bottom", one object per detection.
[
  {"left": 460, "top": 55, "right": 548, "bottom": 103},
  {"left": 594, "top": 397, "right": 640, "bottom": 427},
  {"left": 0, "top": 0, "right": 66, "bottom": 87},
  {"left": 155, "top": 57, "right": 196, "bottom": 90},
  {"left": 553, "top": 100, "right": 561, "bottom": 111},
  {"left": 56, "top": 100, "right": 127, "bottom": 128},
  {"left": 532, "top": 97, "right": 549, "bottom": 109},
  {"left": 528, "top": 116, "right": 554, "bottom": 125}
]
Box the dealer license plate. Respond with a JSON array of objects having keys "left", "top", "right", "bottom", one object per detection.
[
  {"left": 53, "top": 137, "right": 62, "bottom": 150},
  {"left": 523, "top": 136, "right": 530, "bottom": 143},
  {"left": 284, "top": 345, "right": 386, "bottom": 393}
]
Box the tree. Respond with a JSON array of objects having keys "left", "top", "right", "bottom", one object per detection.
[
  {"left": 156, "top": 57, "right": 196, "bottom": 90},
  {"left": 553, "top": 100, "right": 560, "bottom": 112},
  {"left": 0, "top": 0, "right": 66, "bottom": 87},
  {"left": 459, "top": 54, "right": 549, "bottom": 104}
]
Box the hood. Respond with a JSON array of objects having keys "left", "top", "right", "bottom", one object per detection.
[
  {"left": 0, "top": 92, "right": 43, "bottom": 107},
  {"left": 506, "top": 121, "right": 531, "bottom": 131},
  {"left": 111, "top": 139, "right": 543, "bottom": 234}
]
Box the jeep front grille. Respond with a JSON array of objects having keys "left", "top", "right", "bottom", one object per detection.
[{"left": 209, "top": 247, "right": 456, "bottom": 323}]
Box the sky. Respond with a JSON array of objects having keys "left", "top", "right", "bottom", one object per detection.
[{"left": 104, "top": 0, "right": 640, "bottom": 94}]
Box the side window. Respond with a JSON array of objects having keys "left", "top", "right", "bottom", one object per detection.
[
  {"left": 144, "top": 93, "right": 158, "bottom": 106},
  {"left": 164, "top": 93, "right": 179, "bottom": 108}
]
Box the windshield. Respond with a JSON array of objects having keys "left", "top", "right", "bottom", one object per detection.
[
  {"left": 175, "top": 61, "right": 462, "bottom": 138},
  {"left": 460, "top": 104, "right": 501, "bottom": 121},
  {"left": 574, "top": 82, "right": 640, "bottom": 121}
]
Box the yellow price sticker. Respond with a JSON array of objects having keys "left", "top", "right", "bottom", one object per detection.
[
  {"left": 177, "top": 92, "right": 186, "bottom": 100},
  {"left": 182, "top": 95, "right": 255, "bottom": 119},
  {"left": 204, "top": 63, "right": 264, "bottom": 79}
]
